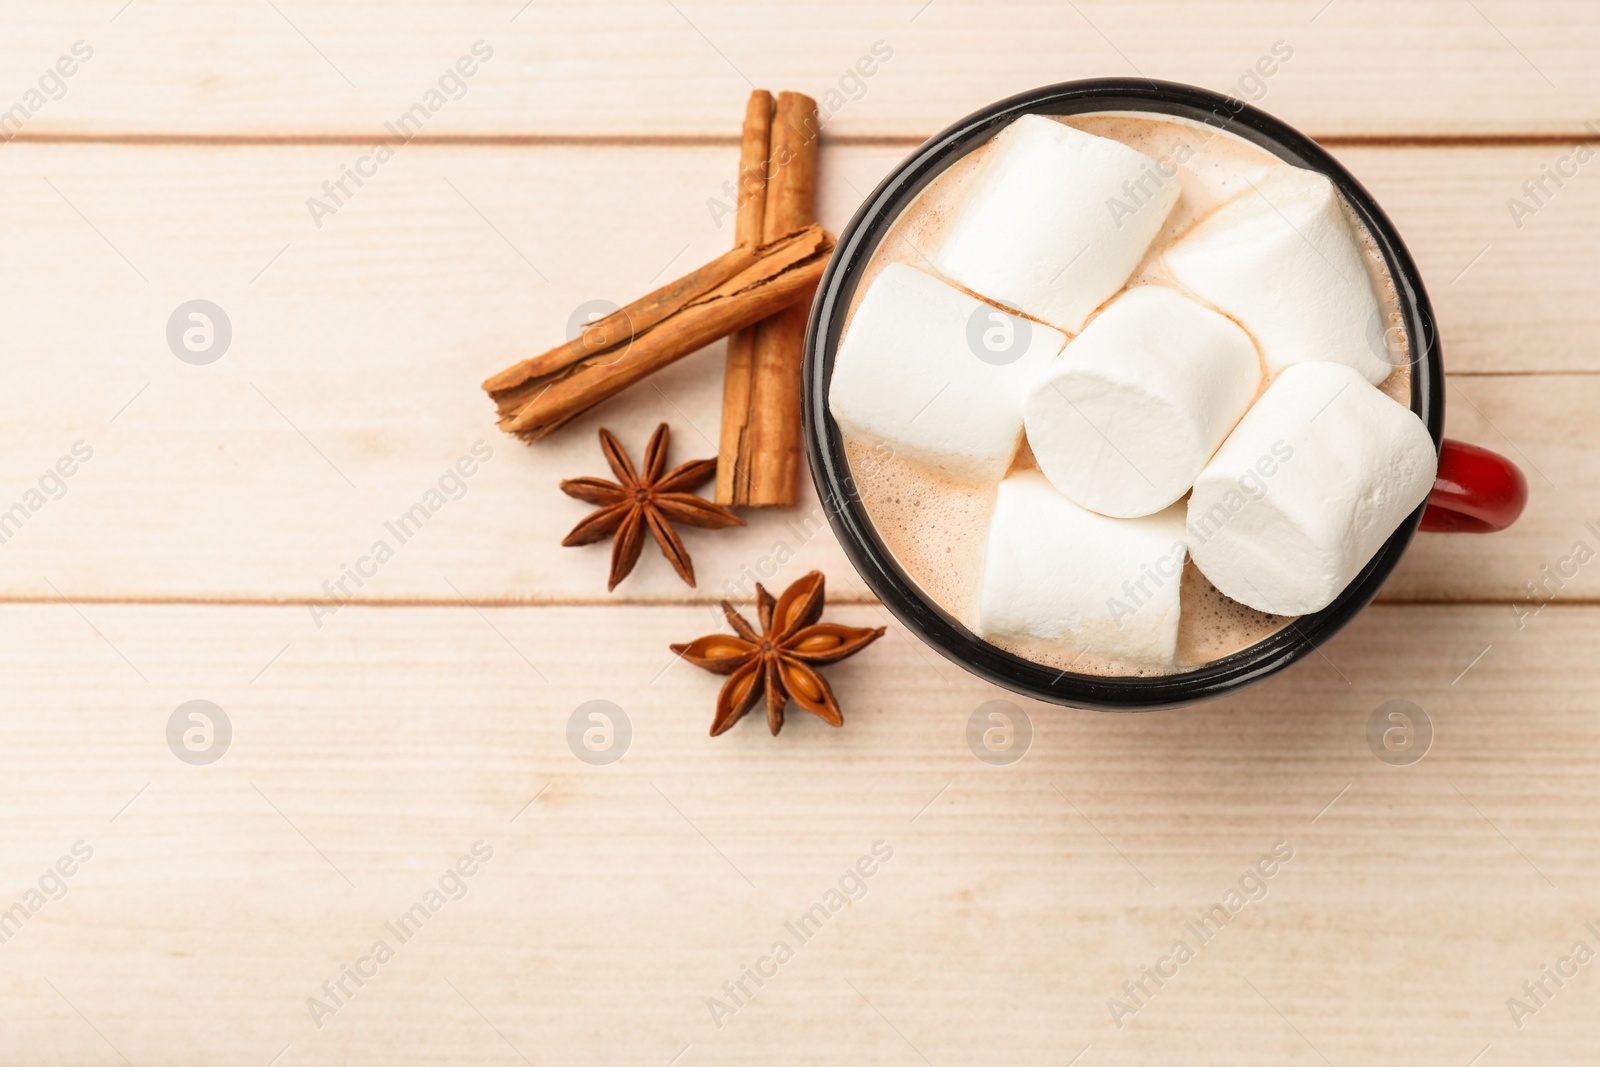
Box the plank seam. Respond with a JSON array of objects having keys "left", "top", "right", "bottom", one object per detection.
[
  {"left": 1446, "top": 370, "right": 1600, "bottom": 378},
  {"left": 0, "top": 595, "right": 1568, "bottom": 608},
  {"left": 4, "top": 132, "right": 1597, "bottom": 148}
]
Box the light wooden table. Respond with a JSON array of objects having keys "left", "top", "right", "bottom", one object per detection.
[{"left": 1, "top": 2, "right": 1597, "bottom": 1064}]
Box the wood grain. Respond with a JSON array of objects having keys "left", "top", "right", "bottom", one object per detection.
[
  {"left": 4, "top": 5, "right": 1597, "bottom": 1065},
  {"left": 4, "top": 1, "right": 1600, "bottom": 139},
  {"left": 0, "top": 601, "right": 1594, "bottom": 1065},
  {"left": 0, "top": 141, "right": 1594, "bottom": 606}
]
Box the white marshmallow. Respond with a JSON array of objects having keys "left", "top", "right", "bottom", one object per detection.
[
  {"left": 1186, "top": 362, "right": 1437, "bottom": 617},
  {"left": 829, "top": 262, "right": 1066, "bottom": 483},
  {"left": 931, "top": 114, "right": 1181, "bottom": 334},
  {"left": 978, "top": 470, "right": 1188, "bottom": 667},
  {"left": 1162, "top": 167, "right": 1392, "bottom": 384},
  {"left": 1023, "top": 286, "right": 1262, "bottom": 518}
]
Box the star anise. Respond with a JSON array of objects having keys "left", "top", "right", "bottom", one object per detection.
[
  {"left": 670, "top": 571, "right": 885, "bottom": 736},
  {"left": 560, "top": 423, "right": 744, "bottom": 591}
]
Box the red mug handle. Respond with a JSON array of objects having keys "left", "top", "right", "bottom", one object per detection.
[{"left": 1420, "top": 439, "right": 1529, "bottom": 533}]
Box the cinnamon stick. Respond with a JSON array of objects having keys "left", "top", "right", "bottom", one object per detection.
[
  {"left": 716, "top": 91, "right": 774, "bottom": 506},
  {"left": 716, "top": 91, "right": 821, "bottom": 507},
  {"left": 484, "top": 224, "right": 834, "bottom": 442},
  {"left": 734, "top": 90, "right": 773, "bottom": 248}
]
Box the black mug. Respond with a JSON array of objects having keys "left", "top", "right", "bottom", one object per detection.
[{"left": 802, "top": 78, "right": 1526, "bottom": 711}]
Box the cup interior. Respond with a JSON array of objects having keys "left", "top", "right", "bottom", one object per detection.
[{"left": 802, "top": 78, "right": 1445, "bottom": 711}]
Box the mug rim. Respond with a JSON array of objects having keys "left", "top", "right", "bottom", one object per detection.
[{"left": 801, "top": 78, "right": 1444, "bottom": 711}]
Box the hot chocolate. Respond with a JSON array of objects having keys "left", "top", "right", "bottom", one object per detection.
[{"left": 830, "top": 111, "right": 1419, "bottom": 677}]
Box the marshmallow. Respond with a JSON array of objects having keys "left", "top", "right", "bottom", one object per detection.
[
  {"left": 978, "top": 470, "right": 1188, "bottom": 667},
  {"left": 1023, "top": 286, "right": 1262, "bottom": 518},
  {"left": 1186, "top": 362, "right": 1437, "bottom": 616},
  {"left": 1162, "top": 167, "right": 1392, "bottom": 384},
  {"left": 829, "top": 262, "right": 1066, "bottom": 483},
  {"left": 931, "top": 115, "right": 1180, "bottom": 334}
]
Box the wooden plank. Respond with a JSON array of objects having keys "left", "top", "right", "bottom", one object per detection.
[
  {"left": 4, "top": 1, "right": 1600, "bottom": 139},
  {"left": 0, "top": 601, "right": 1594, "bottom": 1064},
  {"left": 0, "top": 142, "right": 1594, "bottom": 606}
]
